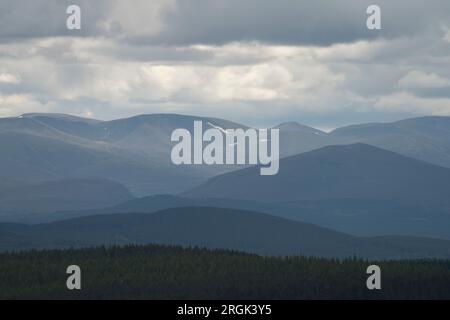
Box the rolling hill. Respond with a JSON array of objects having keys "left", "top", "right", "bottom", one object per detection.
[
  {"left": 1, "top": 207, "right": 450, "bottom": 259},
  {"left": 19, "top": 193, "right": 449, "bottom": 240}
]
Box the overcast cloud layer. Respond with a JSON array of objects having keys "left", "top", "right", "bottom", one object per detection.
[{"left": 1, "top": 0, "right": 450, "bottom": 128}]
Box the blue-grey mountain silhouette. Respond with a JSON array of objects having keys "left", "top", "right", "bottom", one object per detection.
[
  {"left": 0, "top": 113, "right": 246, "bottom": 197},
  {"left": 330, "top": 116, "right": 450, "bottom": 168},
  {"left": 0, "top": 178, "right": 133, "bottom": 217},
  {"left": 1, "top": 207, "right": 450, "bottom": 260},
  {"left": 184, "top": 143, "right": 450, "bottom": 203}
]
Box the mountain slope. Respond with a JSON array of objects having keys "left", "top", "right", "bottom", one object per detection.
[
  {"left": 17, "top": 113, "right": 247, "bottom": 158},
  {"left": 275, "top": 121, "right": 344, "bottom": 157},
  {"left": 0, "top": 130, "right": 202, "bottom": 196},
  {"left": 0, "top": 178, "right": 133, "bottom": 215},
  {"left": 184, "top": 143, "right": 450, "bottom": 203},
  {"left": 0, "top": 113, "right": 249, "bottom": 196},
  {"left": 330, "top": 116, "right": 450, "bottom": 168},
  {"left": 1, "top": 207, "right": 450, "bottom": 259},
  {"left": 3, "top": 113, "right": 450, "bottom": 199},
  {"left": 24, "top": 194, "right": 450, "bottom": 240}
]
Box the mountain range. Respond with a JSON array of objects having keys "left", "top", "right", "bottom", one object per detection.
[
  {"left": 19, "top": 193, "right": 446, "bottom": 240},
  {"left": 1, "top": 112, "right": 450, "bottom": 253},
  {"left": 2, "top": 206, "right": 450, "bottom": 259},
  {"left": 0, "top": 113, "right": 250, "bottom": 199}
]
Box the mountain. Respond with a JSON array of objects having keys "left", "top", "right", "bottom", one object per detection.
[
  {"left": 0, "top": 113, "right": 248, "bottom": 196},
  {"left": 17, "top": 113, "right": 246, "bottom": 158},
  {"left": 1, "top": 207, "right": 450, "bottom": 259},
  {"left": 11, "top": 194, "right": 252, "bottom": 223},
  {"left": 0, "top": 130, "right": 198, "bottom": 196},
  {"left": 16, "top": 114, "right": 450, "bottom": 170},
  {"left": 18, "top": 193, "right": 448, "bottom": 239},
  {"left": 3, "top": 112, "right": 450, "bottom": 227},
  {"left": 183, "top": 143, "right": 450, "bottom": 204},
  {"left": 0, "top": 178, "right": 133, "bottom": 217},
  {"left": 330, "top": 116, "right": 450, "bottom": 168},
  {"left": 275, "top": 121, "right": 344, "bottom": 157}
]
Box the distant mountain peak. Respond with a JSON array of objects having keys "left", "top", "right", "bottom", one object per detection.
[
  {"left": 20, "top": 113, "right": 102, "bottom": 123},
  {"left": 184, "top": 141, "right": 450, "bottom": 204},
  {"left": 275, "top": 121, "right": 325, "bottom": 135},
  {"left": 331, "top": 115, "right": 450, "bottom": 135}
]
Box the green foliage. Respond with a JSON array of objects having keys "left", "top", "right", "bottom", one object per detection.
[{"left": 0, "top": 244, "right": 449, "bottom": 299}]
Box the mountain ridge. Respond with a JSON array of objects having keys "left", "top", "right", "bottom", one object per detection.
[
  {"left": 183, "top": 143, "right": 450, "bottom": 203},
  {"left": 2, "top": 206, "right": 450, "bottom": 259}
]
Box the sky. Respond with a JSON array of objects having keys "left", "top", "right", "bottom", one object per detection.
[{"left": 1, "top": 0, "right": 450, "bottom": 129}]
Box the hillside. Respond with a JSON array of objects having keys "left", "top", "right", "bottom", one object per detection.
[
  {"left": 2, "top": 113, "right": 450, "bottom": 197},
  {"left": 0, "top": 113, "right": 248, "bottom": 196},
  {"left": 1, "top": 207, "right": 450, "bottom": 259},
  {"left": 184, "top": 143, "right": 450, "bottom": 203},
  {"left": 275, "top": 121, "right": 344, "bottom": 157},
  {"left": 330, "top": 116, "right": 450, "bottom": 168},
  {"left": 0, "top": 178, "right": 134, "bottom": 217},
  {"left": 1, "top": 244, "right": 449, "bottom": 299},
  {"left": 24, "top": 194, "right": 449, "bottom": 240}
]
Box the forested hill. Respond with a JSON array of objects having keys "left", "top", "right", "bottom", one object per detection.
[
  {"left": 2, "top": 207, "right": 450, "bottom": 259},
  {"left": 1, "top": 244, "right": 450, "bottom": 299}
]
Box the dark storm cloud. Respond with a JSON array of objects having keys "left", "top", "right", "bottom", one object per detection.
[
  {"left": 153, "top": 0, "right": 450, "bottom": 46},
  {"left": 0, "top": 0, "right": 111, "bottom": 41},
  {"left": 142, "top": 0, "right": 374, "bottom": 45},
  {"left": 1, "top": 0, "right": 450, "bottom": 126},
  {"left": 1, "top": 0, "right": 450, "bottom": 46}
]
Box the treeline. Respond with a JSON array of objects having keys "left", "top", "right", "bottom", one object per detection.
[{"left": 0, "top": 244, "right": 449, "bottom": 299}]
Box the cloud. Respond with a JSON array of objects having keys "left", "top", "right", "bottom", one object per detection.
[
  {"left": 0, "top": 72, "right": 21, "bottom": 84},
  {"left": 0, "top": 93, "right": 50, "bottom": 117},
  {"left": 375, "top": 91, "right": 450, "bottom": 116},
  {"left": 130, "top": 0, "right": 450, "bottom": 46},
  {"left": 97, "top": 0, "right": 176, "bottom": 38},
  {"left": 1, "top": 0, "right": 450, "bottom": 127},
  {"left": 444, "top": 28, "right": 450, "bottom": 43},
  {"left": 398, "top": 71, "right": 450, "bottom": 89},
  {"left": 2, "top": 0, "right": 450, "bottom": 46}
]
